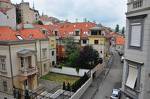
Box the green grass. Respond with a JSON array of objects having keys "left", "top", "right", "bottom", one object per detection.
[{"left": 40, "top": 72, "right": 80, "bottom": 85}]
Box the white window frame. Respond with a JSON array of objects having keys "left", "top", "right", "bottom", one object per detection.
[
  {"left": 0, "top": 56, "right": 6, "bottom": 72},
  {"left": 126, "top": 65, "right": 138, "bottom": 89},
  {"left": 130, "top": 23, "right": 142, "bottom": 47}
]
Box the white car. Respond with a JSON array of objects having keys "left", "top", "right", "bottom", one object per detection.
[{"left": 110, "top": 89, "right": 121, "bottom": 99}]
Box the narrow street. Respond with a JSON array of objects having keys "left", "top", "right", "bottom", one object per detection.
[
  {"left": 93, "top": 52, "right": 123, "bottom": 99},
  {"left": 80, "top": 51, "right": 123, "bottom": 99}
]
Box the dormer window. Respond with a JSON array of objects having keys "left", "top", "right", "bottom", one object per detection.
[
  {"left": 54, "top": 31, "right": 58, "bottom": 36},
  {"left": 75, "top": 30, "right": 80, "bottom": 36},
  {"left": 29, "top": 34, "right": 33, "bottom": 39}
]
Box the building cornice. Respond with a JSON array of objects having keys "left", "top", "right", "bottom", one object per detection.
[{"left": 126, "top": 7, "right": 150, "bottom": 15}]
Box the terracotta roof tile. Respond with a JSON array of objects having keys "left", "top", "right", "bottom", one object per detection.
[
  {"left": 0, "top": 26, "right": 21, "bottom": 41},
  {"left": 116, "top": 36, "right": 125, "bottom": 45},
  {"left": 19, "top": 29, "right": 46, "bottom": 40}
]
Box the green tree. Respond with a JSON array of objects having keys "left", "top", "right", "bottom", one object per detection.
[
  {"left": 122, "top": 27, "right": 125, "bottom": 35},
  {"left": 115, "top": 24, "right": 120, "bottom": 32},
  {"left": 63, "top": 82, "right": 66, "bottom": 90},
  {"left": 64, "top": 37, "right": 79, "bottom": 56},
  {"left": 68, "top": 50, "right": 79, "bottom": 67},
  {"left": 35, "top": 20, "right": 43, "bottom": 25},
  {"left": 76, "top": 46, "right": 99, "bottom": 69},
  {"left": 67, "top": 83, "right": 71, "bottom": 91}
]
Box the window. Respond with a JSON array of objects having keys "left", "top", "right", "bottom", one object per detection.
[
  {"left": 126, "top": 65, "right": 138, "bottom": 89},
  {"left": 3, "top": 81, "right": 7, "bottom": 91},
  {"left": 83, "top": 40, "right": 87, "bottom": 44},
  {"left": 42, "top": 48, "right": 47, "bottom": 58},
  {"left": 52, "top": 61, "right": 55, "bottom": 66},
  {"left": 75, "top": 30, "right": 80, "bottom": 36},
  {"left": 130, "top": 23, "right": 142, "bottom": 47},
  {"left": 20, "top": 57, "right": 24, "bottom": 68},
  {"left": 24, "top": 80, "right": 28, "bottom": 86},
  {"left": 94, "top": 40, "right": 99, "bottom": 44},
  {"left": 44, "top": 64, "right": 47, "bottom": 72},
  {"left": 52, "top": 51, "right": 54, "bottom": 56},
  {"left": 0, "top": 56, "right": 6, "bottom": 71},
  {"left": 91, "top": 30, "right": 97, "bottom": 35},
  {"left": 55, "top": 31, "right": 58, "bottom": 36}
]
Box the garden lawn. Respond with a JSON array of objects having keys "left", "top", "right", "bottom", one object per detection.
[{"left": 40, "top": 72, "right": 80, "bottom": 85}]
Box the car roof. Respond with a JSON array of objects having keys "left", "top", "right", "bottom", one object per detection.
[{"left": 112, "top": 89, "right": 119, "bottom": 95}]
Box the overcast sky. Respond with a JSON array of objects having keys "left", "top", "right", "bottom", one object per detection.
[{"left": 11, "top": 0, "right": 127, "bottom": 28}]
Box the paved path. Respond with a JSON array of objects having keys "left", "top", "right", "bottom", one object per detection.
[{"left": 80, "top": 52, "right": 123, "bottom": 99}]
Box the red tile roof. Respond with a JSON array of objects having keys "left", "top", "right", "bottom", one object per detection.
[
  {"left": 0, "top": 26, "right": 21, "bottom": 41},
  {"left": 116, "top": 36, "right": 125, "bottom": 45},
  {"left": 19, "top": 29, "right": 46, "bottom": 40},
  {"left": 0, "top": 0, "right": 11, "bottom": 3},
  {"left": 55, "top": 22, "right": 96, "bottom": 39}
]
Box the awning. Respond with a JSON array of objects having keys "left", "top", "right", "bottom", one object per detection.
[
  {"left": 17, "top": 49, "right": 36, "bottom": 57},
  {"left": 126, "top": 65, "right": 138, "bottom": 89}
]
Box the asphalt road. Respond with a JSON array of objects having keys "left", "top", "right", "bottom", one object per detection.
[
  {"left": 93, "top": 52, "right": 123, "bottom": 99},
  {"left": 80, "top": 51, "right": 123, "bottom": 99}
]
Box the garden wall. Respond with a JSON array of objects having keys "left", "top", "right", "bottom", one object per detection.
[
  {"left": 70, "top": 77, "right": 92, "bottom": 99},
  {"left": 51, "top": 67, "right": 89, "bottom": 77}
]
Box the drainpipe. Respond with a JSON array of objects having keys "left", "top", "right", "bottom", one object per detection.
[
  {"left": 39, "top": 40, "right": 42, "bottom": 76},
  {"left": 35, "top": 42, "right": 39, "bottom": 86},
  {"left": 9, "top": 45, "right": 14, "bottom": 92}
]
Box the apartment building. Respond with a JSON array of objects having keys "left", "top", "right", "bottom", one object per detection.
[
  {"left": 19, "top": 27, "right": 51, "bottom": 76},
  {"left": 88, "top": 27, "right": 107, "bottom": 58},
  {"left": 121, "top": 0, "right": 150, "bottom": 99},
  {"left": 0, "top": 0, "right": 17, "bottom": 30},
  {"left": 0, "top": 27, "right": 38, "bottom": 99},
  {"left": 55, "top": 22, "right": 96, "bottom": 61},
  {"left": 34, "top": 24, "right": 57, "bottom": 68}
]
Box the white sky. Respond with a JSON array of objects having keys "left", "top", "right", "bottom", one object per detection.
[{"left": 11, "top": 0, "right": 127, "bottom": 28}]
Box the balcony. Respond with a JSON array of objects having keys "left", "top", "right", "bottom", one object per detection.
[
  {"left": 19, "top": 67, "right": 38, "bottom": 76},
  {"left": 133, "top": 0, "right": 143, "bottom": 9},
  {"left": 127, "top": 0, "right": 150, "bottom": 13}
]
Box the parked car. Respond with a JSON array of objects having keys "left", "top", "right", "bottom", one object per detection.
[{"left": 110, "top": 89, "right": 121, "bottom": 99}]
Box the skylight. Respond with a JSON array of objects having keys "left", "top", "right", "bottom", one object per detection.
[{"left": 16, "top": 35, "right": 23, "bottom": 40}]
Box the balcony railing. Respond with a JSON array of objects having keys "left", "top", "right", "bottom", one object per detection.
[
  {"left": 133, "top": 0, "right": 143, "bottom": 8},
  {"left": 19, "top": 67, "right": 38, "bottom": 76}
]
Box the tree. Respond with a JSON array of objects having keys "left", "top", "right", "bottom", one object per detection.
[
  {"left": 67, "top": 83, "right": 71, "bottom": 91},
  {"left": 121, "top": 27, "right": 125, "bottom": 35},
  {"left": 115, "top": 24, "right": 119, "bottom": 32},
  {"left": 68, "top": 50, "right": 79, "bottom": 67},
  {"left": 35, "top": 20, "right": 43, "bottom": 25},
  {"left": 63, "top": 82, "right": 66, "bottom": 90},
  {"left": 76, "top": 46, "right": 99, "bottom": 69},
  {"left": 64, "top": 37, "right": 79, "bottom": 56}
]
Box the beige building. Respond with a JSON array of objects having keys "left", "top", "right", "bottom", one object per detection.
[
  {"left": 121, "top": 0, "right": 150, "bottom": 99},
  {"left": 88, "top": 27, "right": 107, "bottom": 58},
  {"left": 0, "top": 40, "right": 38, "bottom": 99}
]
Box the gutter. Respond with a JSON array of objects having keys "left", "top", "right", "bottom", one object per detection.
[{"left": 9, "top": 45, "right": 14, "bottom": 89}]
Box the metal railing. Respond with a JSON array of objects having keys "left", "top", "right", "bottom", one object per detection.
[
  {"left": 133, "top": 0, "right": 143, "bottom": 8},
  {"left": 19, "top": 67, "right": 38, "bottom": 76}
]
